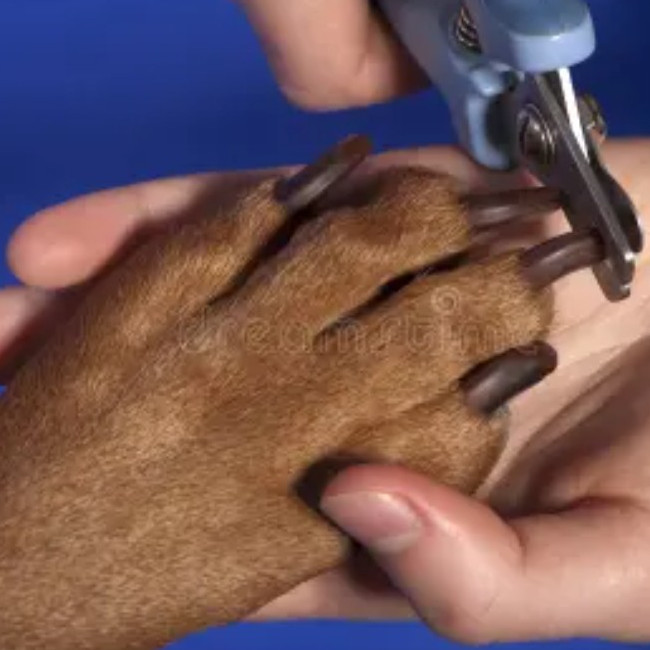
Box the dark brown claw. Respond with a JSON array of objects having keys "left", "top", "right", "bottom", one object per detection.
[
  {"left": 274, "top": 135, "right": 372, "bottom": 216},
  {"left": 520, "top": 231, "right": 605, "bottom": 289},
  {"left": 462, "top": 342, "right": 558, "bottom": 416},
  {"left": 464, "top": 187, "right": 564, "bottom": 230},
  {"left": 276, "top": 135, "right": 603, "bottom": 292},
  {"left": 276, "top": 135, "right": 565, "bottom": 233}
]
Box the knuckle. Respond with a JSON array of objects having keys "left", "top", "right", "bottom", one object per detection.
[
  {"left": 279, "top": 82, "right": 341, "bottom": 110},
  {"left": 438, "top": 616, "right": 493, "bottom": 646},
  {"left": 277, "top": 66, "right": 385, "bottom": 111},
  {"left": 430, "top": 601, "right": 497, "bottom": 646}
]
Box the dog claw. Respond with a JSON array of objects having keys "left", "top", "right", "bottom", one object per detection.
[
  {"left": 462, "top": 342, "right": 558, "bottom": 415},
  {"left": 274, "top": 135, "right": 372, "bottom": 216},
  {"left": 520, "top": 231, "right": 604, "bottom": 289},
  {"left": 465, "top": 187, "right": 563, "bottom": 230}
]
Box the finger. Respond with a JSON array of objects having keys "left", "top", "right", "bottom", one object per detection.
[
  {"left": 7, "top": 172, "right": 251, "bottom": 289},
  {"left": 322, "top": 465, "right": 650, "bottom": 644},
  {"left": 237, "top": 0, "right": 424, "bottom": 109}
]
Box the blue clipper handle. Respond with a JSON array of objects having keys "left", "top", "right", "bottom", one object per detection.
[{"left": 378, "top": 0, "right": 596, "bottom": 169}]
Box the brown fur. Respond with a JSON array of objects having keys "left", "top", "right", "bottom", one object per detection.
[{"left": 0, "top": 167, "right": 552, "bottom": 649}]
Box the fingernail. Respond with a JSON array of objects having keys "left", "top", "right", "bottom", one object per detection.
[{"left": 321, "top": 492, "right": 423, "bottom": 554}]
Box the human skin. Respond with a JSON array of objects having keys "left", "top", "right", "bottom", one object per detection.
[
  {"left": 235, "top": 0, "right": 426, "bottom": 109},
  {"left": 3, "top": 140, "right": 650, "bottom": 643}
]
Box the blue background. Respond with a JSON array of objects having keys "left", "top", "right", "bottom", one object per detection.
[{"left": 1, "top": 1, "right": 649, "bottom": 648}]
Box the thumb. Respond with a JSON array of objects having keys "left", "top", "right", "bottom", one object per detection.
[{"left": 320, "top": 464, "right": 650, "bottom": 644}]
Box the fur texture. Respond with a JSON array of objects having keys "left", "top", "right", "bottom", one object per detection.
[{"left": 0, "top": 167, "right": 552, "bottom": 649}]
